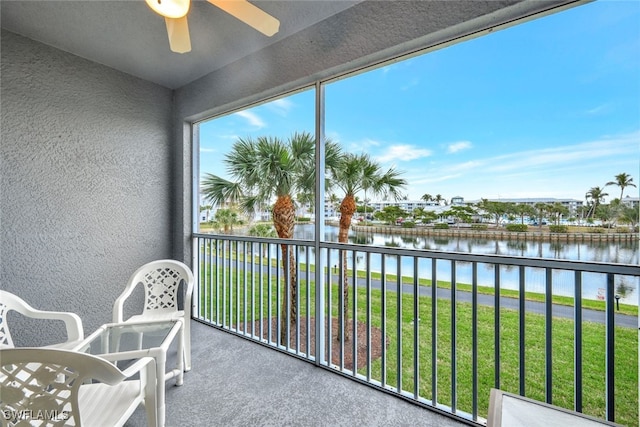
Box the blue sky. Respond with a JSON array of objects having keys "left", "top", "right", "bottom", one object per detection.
[{"left": 199, "top": 0, "right": 640, "bottom": 203}]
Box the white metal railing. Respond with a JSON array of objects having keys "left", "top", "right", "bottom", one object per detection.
[{"left": 193, "top": 232, "right": 639, "bottom": 425}]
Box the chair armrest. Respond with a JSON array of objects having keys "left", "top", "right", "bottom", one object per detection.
[
  {"left": 120, "top": 356, "right": 156, "bottom": 379},
  {"left": 25, "top": 308, "right": 84, "bottom": 342},
  {"left": 182, "top": 265, "right": 195, "bottom": 320},
  {"left": 112, "top": 282, "right": 141, "bottom": 323}
]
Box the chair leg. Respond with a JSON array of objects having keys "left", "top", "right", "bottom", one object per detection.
[
  {"left": 183, "top": 320, "right": 191, "bottom": 372},
  {"left": 142, "top": 362, "right": 158, "bottom": 427}
]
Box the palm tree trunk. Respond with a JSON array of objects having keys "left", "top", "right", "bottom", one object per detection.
[
  {"left": 272, "top": 195, "right": 297, "bottom": 346},
  {"left": 338, "top": 194, "right": 356, "bottom": 341}
]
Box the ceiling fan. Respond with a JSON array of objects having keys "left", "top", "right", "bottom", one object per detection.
[{"left": 145, "top": 0, "right": 280, "bottom": 53}]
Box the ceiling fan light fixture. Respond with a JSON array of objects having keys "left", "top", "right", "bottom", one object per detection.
[{"left": 145, "top": 0, "right": 190, "bottom": 19}]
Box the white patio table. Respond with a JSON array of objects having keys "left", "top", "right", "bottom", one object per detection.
[{"left": 73, "top": 318, "right": 184, "bottom": 427}]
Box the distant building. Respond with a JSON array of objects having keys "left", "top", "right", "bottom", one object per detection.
[
  {"left": 471, "top": 197, "right": 584, "bottom": 217},
  {"left": 369, "top": 200, "right": 440, "bottom": 213},
  {"left": 621, "top": 196, "right": 639, "bottom": 209},
  {"left": 450, "top": 196, "right": 465, "bottom": 206}
]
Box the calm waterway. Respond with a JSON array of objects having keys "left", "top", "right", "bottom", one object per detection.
[{"left": 292, "top": 224, "right": 639, "bottom": 305}]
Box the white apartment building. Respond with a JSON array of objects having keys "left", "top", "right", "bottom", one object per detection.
[{"left": 470, "top": 197, "right": 584, "bottom": 217}]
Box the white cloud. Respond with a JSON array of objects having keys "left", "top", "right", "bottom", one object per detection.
[
  {"left": 447, "top": 141, "right": 472, "bottom": 153},
  {"left": 448, "top": 160, "right": 483, "bottom": 172},
  {"left": 234, "top": 110, "right": 266, "bottom": 128},
  {"left": 346, "top": 138, "right": 381, "bottom": 153},
  {"left": 409, "top": 173, "right": 462, "bottom": 185},
  {"left": 375, "top": 144, "right": 433, "bottom": 162},
  {"left": 585, "top": 103, "right": 612, "bottom": 115},
  {"left": 401, "top": 78, "right": 420, "bottom": 91},
  {"left": 406, "top": 131, "right": 639, "bottom": 200},
  {"left": 485, "top": 132, "right": 639, "bottom": 174},
  {"left": 266, "top": 98, "right": 293, "bottom": 116}
]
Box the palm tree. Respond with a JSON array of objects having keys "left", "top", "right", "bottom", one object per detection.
[
  {"left": 330, "top": 153, "right": 406, "bottom": 340},
  {"left": 585, "top": 186, "right": 609, "bottom": 219},
  {"left": 201, "top": 132, "right": 316, "bottom": 344},
  {"left": 476, "top": 199, "right": 507, "bottom": 227},
  {"left": 547, "top": 202, "right": 569, "bottom": 226},
  {"left": 248, "top": 223, "right": 277, "bottom": 237},
  {"left": 248, "top": 223, "right": 278, "bottom": 256},
  {"left": 434, "top": 194, "right": 444, "bottom": 205},
  {"left": 210, "top": 208, "right": 244, "bottom": 233},
  {"left": 533, "top": 202, "right": 548, "bottom": 227},
  {"left": 421, "top": 193, "right": 432, "bottom": 203},
  {"left": 618, "top": 205, "right": 639, "bottom": 231},
  {"left": 606, "top": 172, "right": 636, "bottom": 200},
  {"left": 514, "top": 203, "right": 536, "bottom": 225}
]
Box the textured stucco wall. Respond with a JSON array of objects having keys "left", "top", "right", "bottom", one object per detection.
[{"left": 0, "top": 30, "right": 174, "bottom": 345}]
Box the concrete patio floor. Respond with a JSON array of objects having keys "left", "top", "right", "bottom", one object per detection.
[{"left": 126, "top": 320, "right": 470, "bottom": 427}]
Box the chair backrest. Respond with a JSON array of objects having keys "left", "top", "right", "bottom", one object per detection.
[
  {"left": 130, "top": 259, "right": 194, "bottom": 316},
  {"left": 0, "top": 291, "right": 35, "bottom": 348},
  {"left": 0, "top": 348, "right": 125, "bottom": 426}
]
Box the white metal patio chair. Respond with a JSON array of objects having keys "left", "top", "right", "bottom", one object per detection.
[
  {"left": 112, "top": 259, "right": 194, "bottom": 371},
  {"left": 0, "top": 290, "right": 84, "bottom": 350},
  {"left": 0, "top": 347, "right": 157, "bottom": 426}
]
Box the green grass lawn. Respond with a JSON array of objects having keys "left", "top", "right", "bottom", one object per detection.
[
  {"left": 196, "top": 263, "right": 638, "bottom": 426},
  {"left": 198, "top": 247, "right": 638, "bottom": 316}
]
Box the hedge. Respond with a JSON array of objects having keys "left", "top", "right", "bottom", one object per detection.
[
  {"left": 471, "top": 224, "right": 488, "bottom": 230},
  {"left": 505, "top": 224, "right": 528, "bottom": 232}
]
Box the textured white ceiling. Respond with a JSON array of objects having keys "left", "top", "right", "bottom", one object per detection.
[
  {"left": 0, "top": 1, "right": 360, "bottom": 89},
  {"left": 1, "top": 1, "right": 584, "bottom": 90}
]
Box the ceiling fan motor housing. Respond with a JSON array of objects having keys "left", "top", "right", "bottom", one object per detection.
[{"left": 146, "top": 0, "right": 190, "bottom": 19}]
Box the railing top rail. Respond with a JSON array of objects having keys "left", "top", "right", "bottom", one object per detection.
[{"left": 193, "top": 233, "right": 640, "bottom": 276}]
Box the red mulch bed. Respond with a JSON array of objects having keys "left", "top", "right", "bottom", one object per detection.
[{"left": 236, "top": 317, "right": 387, "bottom": 371}]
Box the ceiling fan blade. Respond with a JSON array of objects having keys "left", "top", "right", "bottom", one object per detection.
[
  {"left": 207, "top": 0, "right": 280, "bottom": 37},
  {"left": 165, "top": 16, "right": 192, "bottom": 53}
]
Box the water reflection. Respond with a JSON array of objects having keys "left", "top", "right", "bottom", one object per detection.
[
  {"left": 289, "top": 224, "right": 639, "bottom": 304},
  {"left": 298, "top": 225, "right": 638, "bottom": 264}
]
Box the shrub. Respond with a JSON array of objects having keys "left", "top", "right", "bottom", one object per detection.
[
  {"left": 471, "top": 224, "right": 488, "bottom": 230},
  {"left": 549, "top": 225, "right": 568, "bottom": 233},
  {"left": 434, "top": 223, "right": 449, "bottom": 230},
  {"left": 506, "top": 224, "right": 528, "bottom": 232},
  {"left": 401, "top": 221, "right": 415, "bottom": 228},
  {"left": 588, "top": 227, "right": 605, "bottom": 234},
  {"left": 296, "top": 217, "right": 311, "bottom": 222}
]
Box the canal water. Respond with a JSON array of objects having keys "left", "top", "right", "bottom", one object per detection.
[{"left": 291, "top": 224, "right": 639, "bottom": 305}]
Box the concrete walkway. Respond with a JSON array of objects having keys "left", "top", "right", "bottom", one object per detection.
[
  {"left": 357, "top": 278, "right": 638, "bottom": 329},
  {"left": 233, "top": 259, "right": 637, "bottom": 328}
]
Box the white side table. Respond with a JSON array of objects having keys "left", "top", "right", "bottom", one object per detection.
[{"left": 74, "top": 319, "right": 185, "bottom": 427}]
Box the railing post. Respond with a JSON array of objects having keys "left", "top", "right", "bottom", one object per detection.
[
  {"left": 605, "top": 273, "right": 615, "bottom": 422},
  {"left": 314, "top": 81, "right": 326, "bottom": 366},
  {"left": 545, "top": 268, "right": 553, "bottom": 404},
  {"left": 574, "top": 271, "right": 583, "bottom": 412}
]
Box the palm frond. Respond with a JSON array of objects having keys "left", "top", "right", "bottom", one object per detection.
[{"left": 201, "top": 174, "right": 243, "bottom": 206}]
